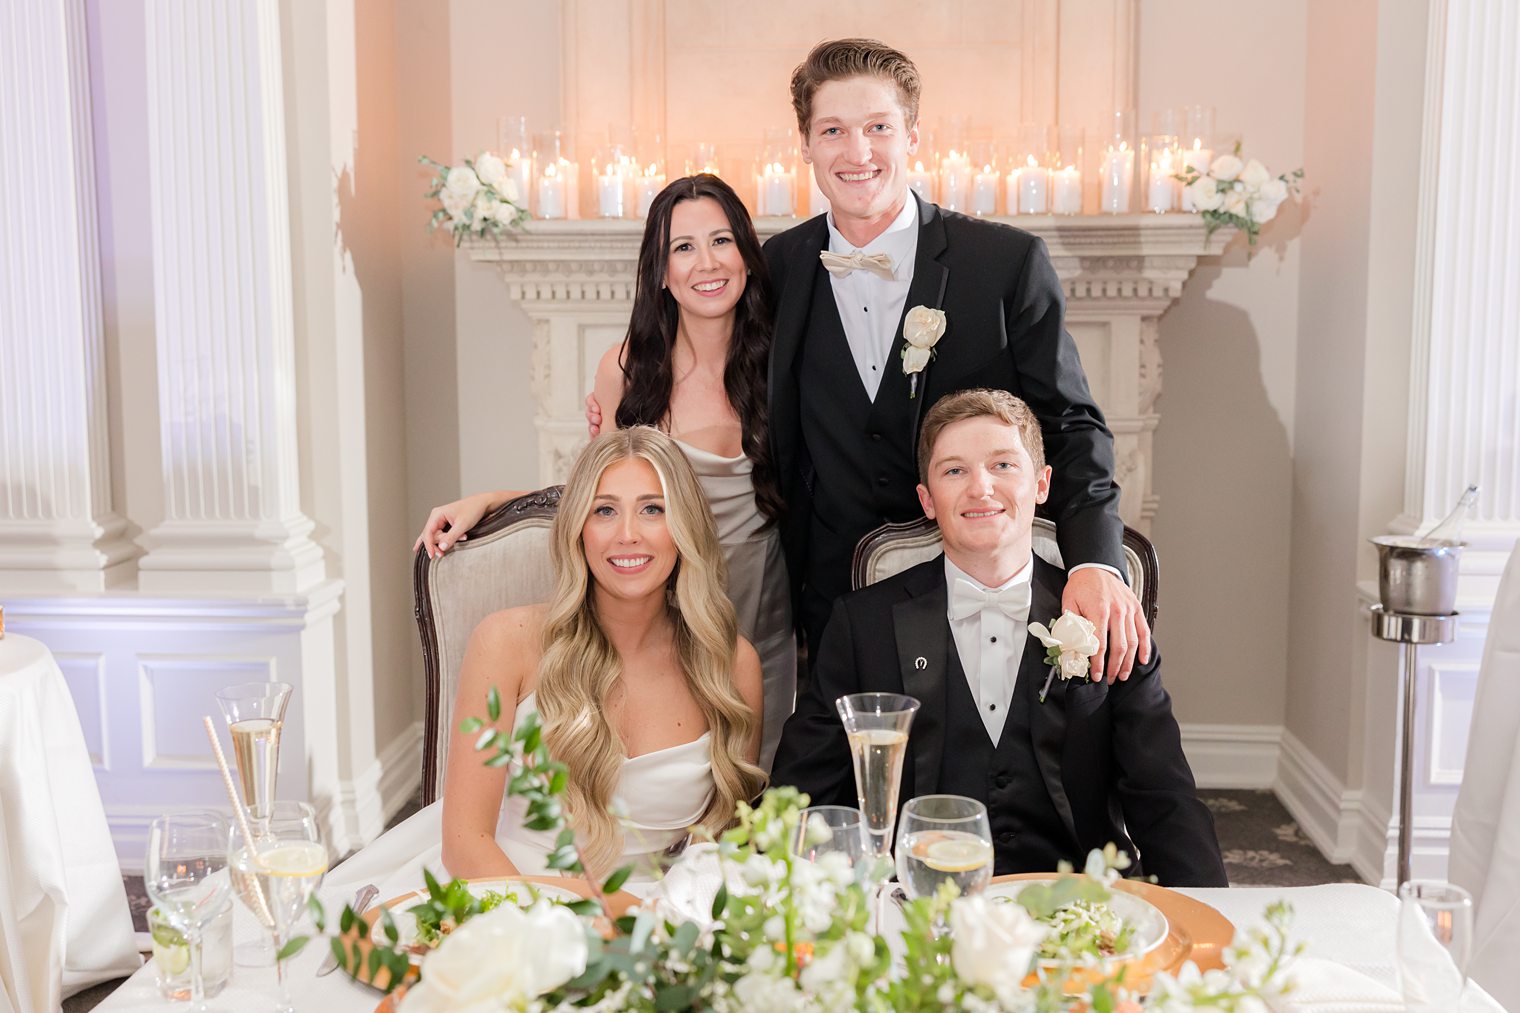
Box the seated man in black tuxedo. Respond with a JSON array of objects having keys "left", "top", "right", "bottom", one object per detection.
[{"left": 770, "top": 389, "right": 1227, "bottom": 887}]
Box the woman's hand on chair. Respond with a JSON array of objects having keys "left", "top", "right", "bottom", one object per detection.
[{"left": 414, "top": 492, "right": 498, "bottom": 559}]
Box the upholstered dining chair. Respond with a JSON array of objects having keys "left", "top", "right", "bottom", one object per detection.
[
  {"left": 413, "top": 487, "right": 562, "bottom": 805},
  {"left": 850, "top": 516, "right": 1161, "bottom": 630}
]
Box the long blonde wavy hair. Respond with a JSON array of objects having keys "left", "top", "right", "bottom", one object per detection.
[{"left": 535, "top": 426, "right": 767, "bottom": 875}]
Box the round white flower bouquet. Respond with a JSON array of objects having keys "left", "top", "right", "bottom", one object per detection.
[
  {"left": 420, "top": 150, "right": 529, "bottom": 244},
  {"left": 1175, "top": 143, "right": 1304, "bottom": 246}
]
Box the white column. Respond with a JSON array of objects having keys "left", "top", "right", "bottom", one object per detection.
[
  {"left": 137, "top": 0, "right": 324, "bottom": 592},
  {"left": 1402, "top": 0, "right": 1520, "bottom": 582},
  {"left": 0, "top": 0, "right": 136, "bottom": 590}
]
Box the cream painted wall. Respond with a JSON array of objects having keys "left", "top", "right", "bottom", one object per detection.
[{"left": 1138, "top": 0, "right": 1306, "bottom": 728}]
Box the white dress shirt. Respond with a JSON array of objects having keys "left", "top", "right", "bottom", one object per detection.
[
  {"left": 824, "top": 197, "right": 919, "bottom": 400},
  {"left": 944, "top": 554, "right": 1033, "bottom": 745}
]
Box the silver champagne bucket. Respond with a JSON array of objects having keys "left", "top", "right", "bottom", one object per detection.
[{"left": 1369, "top": 535, "right": 1463, "bottom": 616}]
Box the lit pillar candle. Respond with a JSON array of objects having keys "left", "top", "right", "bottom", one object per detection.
[
  {"left": 634, "top": 165, "right": 664, "bottom": 218},
  {"left": 1052, "top": 165, "right": 1082, "bottom": 214},
  {"left": 1180, "top": 139, "right": 1213, "bottom": 211},
  {"left": 939, "top": 150, "right": 971, "bottom": 211},
  {"left": 596, "top": 169, "right": 626, "bottom": 218},
  {"left": 908, "top": 159, "right": 934, "bottom": 201},
  {"left": 970, "top": 164, "right": 999, "bottom": 215},
  {"left": 506, "top": 147, "right": 531, "bottom": 205},
  {"left": 537, "top": 162, "right": 566, "bottom": 219},
  {"left": 1008, "top": 156, "right": 1049, "bottom": 214},
  {"left": 757, "top": 162, "right": 795, "bottom": 216},
  {"left": 1146, "top": 148, "right": 1177, "bottom": 213},
  {"left": 1099, "top": 143, "right": 1134, "bottom": 213}
]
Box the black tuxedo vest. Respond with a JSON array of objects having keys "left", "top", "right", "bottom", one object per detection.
[
  {"left": 797, "top": 267, "right": 923, "bottom": 604},
  {"left": 938, "top": 630, "right": 1076, "bottom": 876}
]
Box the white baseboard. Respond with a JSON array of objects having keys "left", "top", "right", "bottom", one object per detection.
[
  {"left": 1180, "top": 723, "right": 1282, "bottom": 788},
  {"left": 327, "top": 721, "right": 425, "bottom": 854},
  {"left": 1274, "top": 728, "right": 1364, "bottom": 867},
  {"left": 1351, "top": 794, "right": 1453, "bottom": 887}
]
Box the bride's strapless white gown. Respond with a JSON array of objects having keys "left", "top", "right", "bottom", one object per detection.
[
  {"left": 672, "top": 439, "right": 796, "bottom": 770},
  {"left": 327, "top": 693, "right": 714, "bottom": 900}
]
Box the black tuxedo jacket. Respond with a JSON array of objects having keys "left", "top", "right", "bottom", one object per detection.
[
  {"left": 769, "top": 555, "right": 1228, "bottom": 888},
  {"left": 762, "top": 195, "right": 1125, "bottom": 604}
]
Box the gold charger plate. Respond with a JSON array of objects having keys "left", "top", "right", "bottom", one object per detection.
[{"left": 990, "top": 872, "right": 1235, "bottom": 994}]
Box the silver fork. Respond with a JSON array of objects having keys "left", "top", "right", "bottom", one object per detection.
[{"left": 316, "top": 883, "right": 380, "bottom": 977}]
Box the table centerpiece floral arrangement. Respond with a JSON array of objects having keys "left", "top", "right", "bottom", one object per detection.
[{"left": 292, "top": 690, "right": 1302, "bottom": 1011}]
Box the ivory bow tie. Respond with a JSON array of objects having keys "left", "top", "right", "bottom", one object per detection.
[
  {"left": 948, "top": 578, "right": 1032, "bottom": 622},
  {"left": 819, "top": 249, "right": 896, "bottom": 280}
]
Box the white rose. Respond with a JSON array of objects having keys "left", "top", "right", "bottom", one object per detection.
[
  {"left": 1222, "top": 188, "right": 1248, "bottom": 217},
  {"left": 404, "top": 902, "right": 587, "bottom": 1012},
  {"left": 1239, "top": 158, "right": 1271, "bottom": 190},
  {"left": 1249, "top": 198, "right": 1280, "bottom": 224},
  {"left": 498, "top": 176, "right": 522, "bottom": 205},
  {"left": 1029, "top": 610, "right": 1100, "bottom": 657},
  {"left": 902, "top": 305, "right": 947, "bottom": 349},
  {"left": 444, "top": 165, "right": 482, "bottom": 201},
  {"left": 1059, "top": 650, "right": 1090, "bottom": 680},
  {"left": 474, "top": 151, "right": 508, "bottom": 191},
  {"left": 439, "top": 187, "right": 472, "bottom": 221},
  {"left": 1188, "top": 178, "right": 1224, "bottom": 212},
  {"left": 1258, "top": 177, "right": 1289, "bottom": 205},
  {"left": 1209, "top": 154, "right": 1244, "bottom": 181},
  {"left": 902, "top": 346, "right": 932, "bottom": 374},
  {"left": 950, "top": 894, "right": 1047, "bottom": 997}
]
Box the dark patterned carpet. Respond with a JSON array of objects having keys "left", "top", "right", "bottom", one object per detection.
[{"left": 70, "top": 787, "right": 1357, "bottom": 1011}]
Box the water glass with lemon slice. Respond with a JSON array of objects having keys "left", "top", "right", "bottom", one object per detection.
[
  {"left": 229, "top": 800, "right": 328, "bottom": 1013},
  {"left": 150, "top": 902, "right": 232, "bottom": 999},
  {"left": 895, "top": 795, "right": 994, "bottom": 902}
]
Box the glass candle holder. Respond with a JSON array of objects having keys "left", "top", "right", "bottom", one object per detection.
[
  {"left": 754, "top": 129, "right": 796, "bottom": 217},
  {"left": 497, "top": 115, "right": 532, "bottom": 208},
  {"left": 1099, "top": 110, "right": 1136, "bottom": 214},
  {"left": 1180, "top": 106, "right": 1216, "bottom": 211},
  {"left": 1008, "top": 124, "right": 1054, "bottom": 215},
  {"left": 938, "top": 147, "right": 973, "bottom": 213},
  {"left": 1051, "top": 127, "right": 1085, "bottom": 215},
  {"left": 686, "top": 141, "right": 720, "bottom": 177},
  {"left": 592, "top": 143, "right": 634, "bottom": 219},
  {"left": 1143, "top": 134, "right": 1181, "bottom": 213},
  {"left": 967, "top": 141, "right": 1000, "bottom": 216},
  {"left": 907, "top": 157, "right": 935, "bottom": 202},
  {"left": 533, "top": 130, "right": 578, "bottom": 219}
]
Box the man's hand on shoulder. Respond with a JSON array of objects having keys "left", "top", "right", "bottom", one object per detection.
[{"left": 1062, "top": 568, "right": 1151, "bottom": 684}]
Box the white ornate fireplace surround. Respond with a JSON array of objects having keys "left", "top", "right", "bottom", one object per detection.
[{"left": 468, "top": 214, "right": 1225, "bottom": 534}]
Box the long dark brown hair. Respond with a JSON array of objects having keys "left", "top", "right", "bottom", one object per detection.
[{"left": 614, "top": 174, "right": 783, "bottom": 524}]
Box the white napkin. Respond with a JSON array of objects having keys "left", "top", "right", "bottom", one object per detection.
[
  {"left": 1267, "top": 958, "right": 1403, "bottom": 1012},
  {"left": 644, "top": 844, "right": 739, "bottom": 928}
]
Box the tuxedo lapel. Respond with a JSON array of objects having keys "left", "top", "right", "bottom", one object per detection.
[
  {"left": 892, "top": 560, "right": 951, "bottom": 798},
  {"left": 1025, "top": 561, "right": 1078, "bottom": 842},
  {"left": 890, "top": 194, "right": 950, "bottom": 437},
  {"left": 768, "top": 219, "right": 829, "bottom": 403}
]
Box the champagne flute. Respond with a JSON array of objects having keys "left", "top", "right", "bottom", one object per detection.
[
  {"left": 793, "top": 805, "right": 865, "bottom": 866},
  {"left": 1397, "top": 880, "right": 1474, "bottom": 1012},
  {"left": 144, "top": 813, "right": 233, "bottom": 1013},
  {"left": 229, "top": 800, "right": 329, "bottom": 1013},
  {"left": 836, "top": 692, "right": 919, "bottom": 864},
  {"left": 895, "top": 795, "right": 994, "bottom": 902},
  {"left": 216, "top": 680, "right": 291, "bottom": 965}
]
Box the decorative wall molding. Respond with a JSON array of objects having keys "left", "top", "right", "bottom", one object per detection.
[
  {"left": 0, "top": 0, "right": 136, "bottom": 590},
  {"left": 328, "top": 720, "right": 424, "bottom": 854},
  {"left": 1275, "top": 728, "right": 1363, "bottom": 868},
  {"left": 137, "top": 0, "right": 324, "bottom": 593},
  {"left": 468, "top": 215, "right": 1226, "bottom": 532}
]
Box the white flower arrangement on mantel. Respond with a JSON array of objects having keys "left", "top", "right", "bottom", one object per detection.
[
  {"left": 421, "top": 151, "right": 529, "bottom": 244},
  {"left": 1175, "top": 143, "right": 1303, "bottom": 246}
]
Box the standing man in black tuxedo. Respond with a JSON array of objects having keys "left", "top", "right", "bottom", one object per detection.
[
  {"left": 770, "top": 390, "right": 1225, "bottom": 886},
  {"left": 769, "top": 39, "right": 1148, "bottom": 684}
]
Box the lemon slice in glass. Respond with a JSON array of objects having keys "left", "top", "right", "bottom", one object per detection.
[
  {"left": 150, "top": 922, "right": 190, "bottom": 976},
  {"left": 922, "top": 836, "right": 993, "bottom": 873},
  {"left": 258, "top": 842, "right": 329, "bottom": 877}
]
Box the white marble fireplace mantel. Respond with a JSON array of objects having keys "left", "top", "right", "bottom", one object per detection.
[{"left": 467, "top": 215, "right": 1230, "bottom": 531}]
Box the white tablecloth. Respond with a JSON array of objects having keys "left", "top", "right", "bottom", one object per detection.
[
  {"left": 0, "top": 634, "right": 140, "bottom": 1012},
  {"left": 90, "top": 881, "right": 1509, "bottom": 1011},
  {"left": 1451, "top": 538, "right": 1520, "bottom": 1013}
]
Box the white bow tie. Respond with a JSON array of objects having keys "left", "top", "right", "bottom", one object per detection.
[
  {"left": 819, "top": 249, "right": 896, "bottom": 280},
  {"left": 948, "top": 577, "right": 1032, "bottom": 623}
]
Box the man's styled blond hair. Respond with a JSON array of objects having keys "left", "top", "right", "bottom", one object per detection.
[
  {"left": 917, "top": 389, "right": 1046, "bottom": 483},
  {"left": 789, "top": 38, "right": 922, "bottom": 135}
]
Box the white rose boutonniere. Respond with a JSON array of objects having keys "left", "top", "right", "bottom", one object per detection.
[
  {"left": 1028, "top": 609, "right": 1101, "bottom": 702},
  {"left": 901, "top": 305, "right": 947, "bottom": 399}
]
